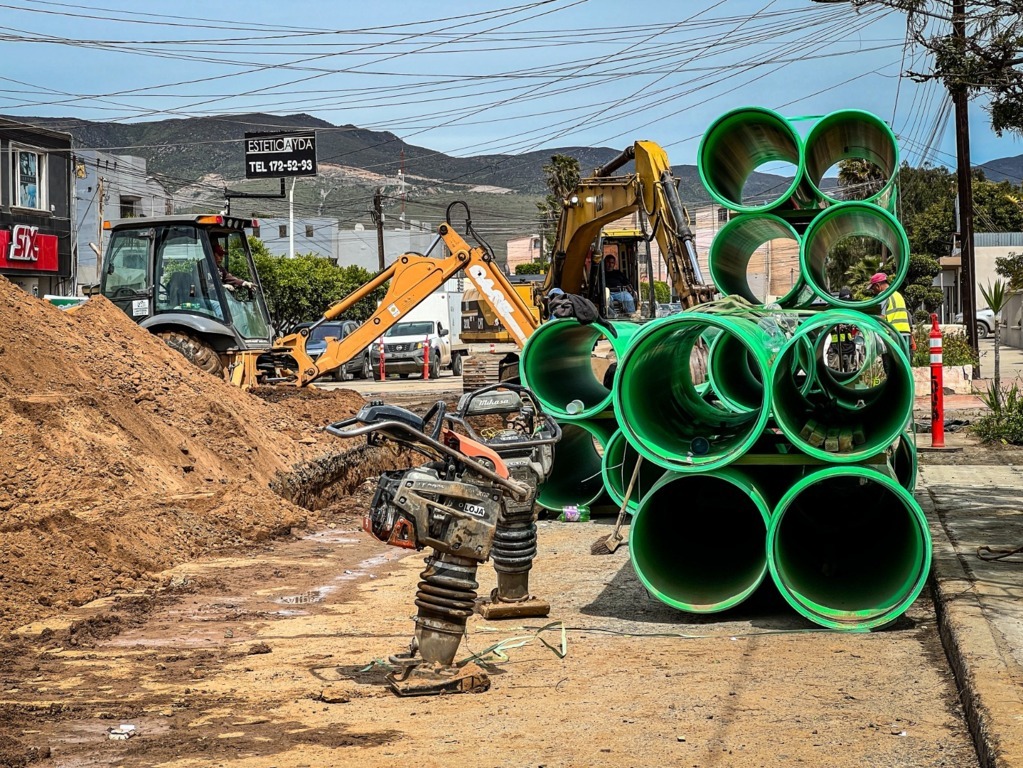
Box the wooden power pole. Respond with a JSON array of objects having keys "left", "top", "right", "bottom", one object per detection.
[
  {"left": 373, "top": 187, "right": 386, "bottom": 271},
  {"left": 953, "top": 0, "right": 979, "bottom": 374}
]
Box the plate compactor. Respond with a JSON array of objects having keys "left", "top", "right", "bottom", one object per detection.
[{"left": 326, "top": 385, "right": 559, "bottom": 696}]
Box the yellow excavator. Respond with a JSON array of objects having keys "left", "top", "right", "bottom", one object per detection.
[{"left": 544, "top": 139, "right": 715, "bottom": 310}]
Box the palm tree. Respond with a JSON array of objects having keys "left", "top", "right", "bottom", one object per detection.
[{"left": 980, "top": 279, "right": 1009, "bottom": 409}]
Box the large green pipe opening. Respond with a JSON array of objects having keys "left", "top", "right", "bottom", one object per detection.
[
  {"left": 615, "top": 314, "right": 772, "bottom": 471},
  {"left": 800, "top": 201, "right": 909, "bottom": 309},
  {"left": 708, "top": 330, "right": 764, "bottom": 413},
  {"left": 521, "top": 319, "right": 638, "bottom": 420},
  {"left": 601, "top": 429, "right": 668, "bottom": 515},
  {"left": 535, "top": 419, "right": 613, "bottom": 511},
  {"left": 771, "top": 311, "right": 914, "bottom": 462},
  {"left": 804, "top": 109, "right": 899, "bottom": 211},
  {"left": 631, "top": 470, "right": 771, "bottom": 613},
  {"left": 709, "top": 214, "right": 806, "bottom": 308},
  {"left": 767, "top": 466, "right": 931, "bottom": 630},
  {"left": 698, "top": 106, "right": 808, "bottom": 212}
]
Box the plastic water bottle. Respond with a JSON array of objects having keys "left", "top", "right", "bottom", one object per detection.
[
  {"left": 558, "top": 505, "right": 591, "bottom": 522},
  {"left": 566, "top": 399, "right": 585, "bottom": 415}
]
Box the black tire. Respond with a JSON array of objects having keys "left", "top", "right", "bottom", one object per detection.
[
  {"left": 977, "top": 321, "right": 991, "bottom": 340},
  {"left": 452, "top": 353, "right": 463, "bottom": 377},
  {"left": 156, "top": 331, "right": 224, "bottom": 377},
  {"left": 356, "top": 353, "right": 372, "bottom": 380},
  {"left": 372, "top": 366, "right": 384, "bottom": 381},
  {"left": 429, "top": 351, "right": 440, "bottom": 380}
]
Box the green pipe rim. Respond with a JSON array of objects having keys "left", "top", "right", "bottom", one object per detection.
[
  {"left": 803, "top": 109, "right": 900, "bottom": 208},
  {"left": 535, "top": 418, "right": 615, "bottom": 511},
  {"left": 766, "top": 465, "right": 931, "bottom": 630},
  {"left": 708, "top": 213, "right": 806, "bottom": 308},
  {"left": 799, "top": 201, "right": 910, "bottom": 309},
  {"left": 631, "top": 469, "right": 772, "bottom": 613},
  {"left": 698, "top": 106, "right": 807, "bottom": 213}
]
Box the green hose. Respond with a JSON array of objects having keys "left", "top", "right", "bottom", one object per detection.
[
  {"left": 535, "top": 419, "right": 615, "bottom": 511},
  {"left": 630, "top": 468, "right": 772, "bottom": 613},
  {"left": 803, "top": 109, "right": 900, "bottom": 212},
  {"left": 615, "top": 314, "right": 772, "bottom": 471},
  {"left": 521, "top": 318, "right": 639, "bottom": 421},
  {"left": 800, "top": 201, "right": 910, "bottom": 309},
  {"left": 767, "top": 465, "right": 931, "bottom": 630},
  {"left": 708, "top": 214, "right": 808, "bottom": 308},
  {"left": 770, "top": 311, "right": 914, "bottom": 462},
  {"left": 601, "top": 429, "right": 668, "bottom": 515}
]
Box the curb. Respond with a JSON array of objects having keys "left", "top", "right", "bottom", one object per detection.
[{"left": 919, "top": 484, "right": 1023, "bottom": 768}]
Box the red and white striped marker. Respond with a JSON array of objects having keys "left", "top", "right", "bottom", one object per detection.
[
  {"left": 422, "top": 334, "right": 430, "bottom": 380},
  {"left": 929, "top": 313, "right": 944, "bottom": 448},
  {"left": 378, "top": 336, "right": 386, "bottom": 380}
]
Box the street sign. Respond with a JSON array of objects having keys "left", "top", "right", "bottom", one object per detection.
[{"left": 244, "top": 131, "right": 317, "bottom": 179}]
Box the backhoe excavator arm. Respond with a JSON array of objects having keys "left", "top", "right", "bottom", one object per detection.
[
  {"left": 274, "top": 222, "right": 538, "bottom": 387},
  {"left": 545, "top": 140, "right": 714, "bottom": 309}
]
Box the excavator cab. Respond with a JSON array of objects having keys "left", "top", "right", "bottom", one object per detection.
[{"left": 100, "top": 214, "right": 274, "bottom": 378}]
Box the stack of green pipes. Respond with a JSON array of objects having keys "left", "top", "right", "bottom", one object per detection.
[{"left": 521, "top": 107, "right": 929, "bottom": 631}]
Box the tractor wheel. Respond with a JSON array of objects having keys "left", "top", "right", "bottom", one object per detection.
[
  {"left": 429, "top": 352, "right": 440, "bottom": 380},
  {"left": 452, "top": 353, "right": 463, "bottom": 377},
  {"left": 156, "top": 331, "right": 224, "bottom": 377}
]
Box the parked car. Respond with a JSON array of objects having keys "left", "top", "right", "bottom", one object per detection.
[
  {"left": 953, "top": 308, "right": 1001, "bottom": 340},
  {"left": 293, "top": 320, "right": 372, "bottom": 381},
  {"left": 369, "top": 318, "right": 454, "bottom": 380}
]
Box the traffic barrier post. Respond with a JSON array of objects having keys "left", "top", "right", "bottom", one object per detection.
[
  {"left": 423, "top": 335, "right": 430, "bottom": 380},
  {"left": 929, "top": 313, "right": 945, "bottom": 448},
  {"left": 378, "top": 336, "right": 385, "bottom": 380}
]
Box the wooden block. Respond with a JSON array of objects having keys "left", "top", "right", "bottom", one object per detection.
[
  {"left": 800, "top": 419, "right": 818, "bottom": 441},
  {"left": 808, "top": 423, "right": 827, "bottom": 448},
  {"left": 824, "top": 427, "right": 840, "bottom": 453},
  {"left": 838, "top": 428, "right": 854, "bottom": 453},
  {"left": 852, "top": 425, "right": 866, "bottom": 445}
]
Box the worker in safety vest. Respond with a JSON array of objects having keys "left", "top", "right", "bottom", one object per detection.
[
  {"left": 827, "top": 286, "right": 859, "bottom": 371},
  {"left": 869, "top": 272, "right": 912, "bottom": 354}
]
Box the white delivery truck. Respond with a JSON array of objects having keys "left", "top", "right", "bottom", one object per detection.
[{"left": 369, "top": 281, "right": 468, "bottom": 379}]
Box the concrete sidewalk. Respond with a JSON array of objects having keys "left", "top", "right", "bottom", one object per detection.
[{"left": 920, "top": 453, "right": 1023, "bottom": 767}]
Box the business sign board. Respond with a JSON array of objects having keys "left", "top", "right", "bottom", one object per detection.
[
  {"left": 244, "top": 131, "right": 317, "bottom": 179},
  {"left": 0, "top": 226, "right": 59, "bottom": 272}
]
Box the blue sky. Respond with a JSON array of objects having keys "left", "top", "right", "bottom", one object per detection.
[{"left": 0, "top": 0, "right": 1018, "bottom": 169}]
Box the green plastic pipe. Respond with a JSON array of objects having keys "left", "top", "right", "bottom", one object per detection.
[
  {"left": 614, "top": 314, "right": 772, "bottom": 472},
  {"left": 707, "top": 329, "right": 764, "bottom": 413},
  {"left": 800, "top": 201, "right": 910, "bottom": 309},
  {"left": 803, "top": 109, "right": 900, "bottom": 211},
  {"left": 535, "top": 418, "right": 614, "bottom": 511},
  {"left": 708, "top": 214, "right": 808, "bottom": 308},
  {"left": 771, "top": 311, "right": 914, "bottom": 462},
  {"left": 698, "top": 106, "right": 810, "bottom": 213},
  {"left": 630, "top": 468, "right": 772, "bottom": 613},
  {"left": 600, "top": 429, "right": 668, "bottom": 515},
  {"left": 889, "top": 432, "right": 917, "bottom": 492},
  {"left": 767, "top": 465, "right": 931, "bottom": 630},
  {"left": 521, "top": 318, "right": 640, "bottom": 421}
]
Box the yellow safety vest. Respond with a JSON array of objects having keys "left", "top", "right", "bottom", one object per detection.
[
  {"left": 829, "top": 328, "right": 855, "bottom": 343},
  {"left": 883, "top": 290, "right": 912, "bottom": 333}
]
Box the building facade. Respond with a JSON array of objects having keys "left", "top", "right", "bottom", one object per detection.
[
  {"left": 253, "top": 216, "right": 340, "bottom": 261},
  {"left": 0, "top": 118, "right": 74, "bottom": 297},
  {"left": 75, "top": 151, "right": 172, "bottom": 289}
]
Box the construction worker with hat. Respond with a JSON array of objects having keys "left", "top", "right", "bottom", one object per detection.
[{"left": 869, "top": 272, "right": 912, "bottom": 354}]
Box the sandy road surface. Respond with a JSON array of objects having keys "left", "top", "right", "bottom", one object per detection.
[{"left": 0, "top": 494, "right": 976, "bottom": 768}]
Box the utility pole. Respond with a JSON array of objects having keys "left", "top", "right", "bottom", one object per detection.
[
  {"left": 289, "top": 177, "right": 297, "bottom": 259},
  {"left": 97, "top": 177, "right": 105, "bottom": 285},
  {"left": 373, "top": 187, "right": 386, "bottom": 271},
  {"left": 952, "top": 0, "right": 979, "bottom": 374}
]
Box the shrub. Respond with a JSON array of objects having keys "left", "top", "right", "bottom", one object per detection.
[
  {"left": 973, "top": 383, "right": 1023, "bottom": 444},
  {"left": 911, "top": 325, "right": 978, "bottom": 368}
]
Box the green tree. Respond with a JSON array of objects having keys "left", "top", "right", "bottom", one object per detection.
[
  {"left": 638, "top": 280, "right": 671, "bottom": 304},
  {"left": 514, "top": 260, "right": 547, "bottom": 275},
  {"left": 535, "top": 154, "right": 580, "bottom": 259},
  {"left": 995, "top": 251, "right": 1023, "bottom": 290},
  {"left": 903, "top": 253, "right": 944, "bottom": 322},
  {"left": 246, "top": 237, "right": 384, "bottom": 334}
]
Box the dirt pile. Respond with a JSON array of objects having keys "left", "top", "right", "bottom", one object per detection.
[{"left": 0, "top": 277, "right": 367, "bottom": 631}]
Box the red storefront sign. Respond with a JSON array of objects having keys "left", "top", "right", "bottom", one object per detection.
[{"left": 0, "top": 225, "right": 59, "bottom": 272}]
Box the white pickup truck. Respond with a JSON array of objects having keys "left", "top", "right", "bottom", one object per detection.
[{"left": 369, "top": 288, "right": 467, "bottom": 379}]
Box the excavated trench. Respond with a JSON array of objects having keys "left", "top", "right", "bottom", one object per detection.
[{"left": 270, "top": 442, "right": 409, "bottom": 511}]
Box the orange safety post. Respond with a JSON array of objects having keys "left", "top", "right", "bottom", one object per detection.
[
  {"left": 929, "top": 313, "right": 944, "bottom": 448},
  {"left": 423, "top": 334, "right": 430, "bottom": 380}
]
